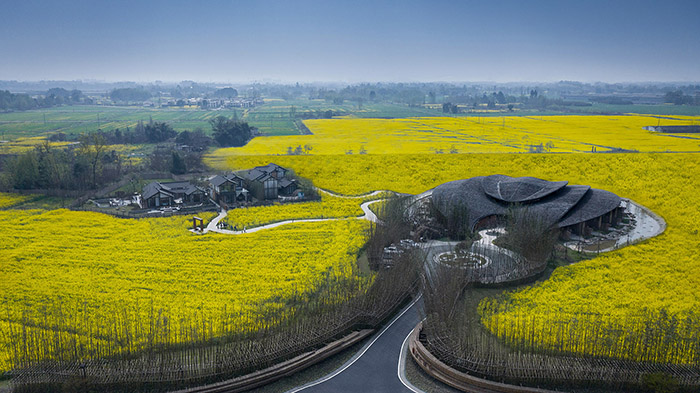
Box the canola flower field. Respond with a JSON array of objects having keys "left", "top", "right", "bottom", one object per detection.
[
  {"left": 0, "top": 192, "right": 31, "bottom": 208},
  {"left": 208, "top": 115, "right": 700, "bottom": 158},
  {"left": 4, "top": 113, "right": 700, "bottom": 372},
  {"left": 210, "top": 148, "right": 700, "bottom": 364},
  {"left": 0, "top": 209, "right": 369, "bottom": 370},
  {"left": 0, "top": 135, "right": 145, "bottom": 156}
]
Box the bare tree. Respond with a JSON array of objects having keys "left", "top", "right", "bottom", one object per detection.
[{"left": 78, "top": 132, "right": 107, "bottom": 188}]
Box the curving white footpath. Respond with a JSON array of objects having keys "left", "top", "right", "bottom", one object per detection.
[{"left": 197, "top": 189, "right": 391, "bottom": 235}]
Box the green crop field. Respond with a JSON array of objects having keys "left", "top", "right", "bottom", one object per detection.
[
  {"left": 2, "top": 101, "right": 699, "bottom": 143},
  {"left": 0, "top": 106, "right": 245, "bottom": 140},
  {"left": 0, "top": 101, "right": 451, "bottom": 140},
  {"left": 573, "top": 102, "right": 700, "bottom": 116}
]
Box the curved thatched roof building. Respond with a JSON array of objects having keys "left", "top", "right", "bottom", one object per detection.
[{"left": 432, "top": 175, "right": 622, "bottom": 231}]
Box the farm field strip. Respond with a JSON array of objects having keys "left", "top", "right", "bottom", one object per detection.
[
  {"left": 207, "top": 115, "right": 700, "bottom": 158},
  {"left": 0, "top": 106, "right": 248, "bottom": 139},
  {"left": 0, "top": 192, "right": 32, "bottom": 208}
]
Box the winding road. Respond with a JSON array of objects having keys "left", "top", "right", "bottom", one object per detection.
[{"left": 288, "top": 296, "right": 424, "bottom": 393}]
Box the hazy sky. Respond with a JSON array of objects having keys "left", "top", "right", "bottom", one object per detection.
[{"left": 1, "top": 0, "right": 699, "bottom": 83}]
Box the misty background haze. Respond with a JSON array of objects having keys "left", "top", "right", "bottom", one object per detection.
[{"left": 1, "top": 0, "right": 699, "bottom": 83}]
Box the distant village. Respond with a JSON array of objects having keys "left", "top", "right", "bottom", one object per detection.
[{"left": 142, "top": 97, "right": 264, "bottom": 109}]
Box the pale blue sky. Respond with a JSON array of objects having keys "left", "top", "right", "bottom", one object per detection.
[{"left": 1, "top": 0, "right": 699, "bottom": 82}]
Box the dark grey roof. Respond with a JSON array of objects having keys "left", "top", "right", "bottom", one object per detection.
[
  {"left": 432, "top": 175, "right": 621, "bottom": 230},
  {"left": 211, "top": 173, "right": 244, "bottom": 187},
  {"left": 432, "top": 177, "right": 506, "bottom": 230},
  {"left": 482, "top": 175, "right": 568, "bottom": 203},
  {"left": 160, "top": 181, "right": 204, "bottom": 196},
  {"left": 210, "top": 175, "right": 228, "bottom": 187},
  {"left": 558, "top": 188, "right": 622, "bottom": 228},
  {"left": 279, "top": 178, "right": 296, "bottom": 188},
  {"left": 256, "top": 163, "right": 287, "bottom": 173},
  {"left": 248, "top": 163, "right": 288, "bottom": 181},
  {"left": 142, "top": 182, "right": 167, "bottom": 200},
  {"left": 247, "top": 168, "right": 266, "bottom": 181},
  {"left": 143, "top": 181, "right": 204, "bottom": 200},
  {"left": 524, "top": 185, "right": 590, "bottom": 228}
]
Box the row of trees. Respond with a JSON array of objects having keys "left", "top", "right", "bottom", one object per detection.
[
  {"left": 0, "top": 88, "right": 84, "bottom": 111},
  {"left": 664, "top": 90, "right": 700, "bottom": 105},
  {"left": 421, "top": 265, "right": 699, "bottom": 391},
  {"left": 49, "top": 117, "right": 251, "bottom": 148},
  {"left": 2, "top": 138, "right": 211, "bottom": 191},
  {"left": 4, "top": 135, "right": 117, "bottom": 190},
  {"left": 109, "top": 87, "right": 151, "bottom": 103}
]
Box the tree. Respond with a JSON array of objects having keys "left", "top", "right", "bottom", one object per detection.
[
  {"left": 664, "top": 90, "right": 693, "bottom": 105},
  {"left": 78, "top": 132, "right": 107, "bottom": 188},
  {"left": 144, "top": 122, "right": 176, "bottom": 143},
  {"left": 70, "top": 89, "right": 82, "bottom": 102},
  {"left": 109, "top": 88, "right": 151, "bottom": 103},
  {"left": 213, "top": 87, "right": 238, "bottom": 98},
  {"left": 209, "top": 116, "right": 252, "bottom": 147},
  {"left": 495, "top": 91, "right": 506, "bottom": 104},
  {"left": 9, "top": 150, "right": 40, "bottom": 189},
  {"left": 170, "top": 152, "right": 187, "bottom": 175}
]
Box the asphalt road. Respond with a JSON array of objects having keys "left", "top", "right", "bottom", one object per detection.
[{"left": 288, "top": 297, "right": 423, "bottom": 393}]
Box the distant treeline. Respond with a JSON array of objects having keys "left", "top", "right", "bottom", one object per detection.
[
  {"left": 665, "top": 90, "right": 700, "bottom": 105},
  {"left": 49, "top": 117, "right": 251, "bottom": 148},
  {"left": 49, "top": 120, "right": 207, "bottom": 146},
  {"left": 0, "top": 88, "right": 84, "bottom": 111},
  {"left": 109, "top": 87, "right": 152, "bottom": 103}
]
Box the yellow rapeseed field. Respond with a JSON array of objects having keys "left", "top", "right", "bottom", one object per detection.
[
  {"left": 209, "top": 151, "right": 700, "bottom": 363},
  {"left": 0, "top": 136, "right": 78, "bottom": 154},
  {"left": 5, "top": 113, "right": 700, "bottom": 369},
  {"left": 206, "top": 115, "right": 700, "bottom": 160},
  {"left": 0, "top": 210, "right": 369, "bottom": 370},
  {"left": 0, "top": 192, "right": 31, "bottom": 208}
]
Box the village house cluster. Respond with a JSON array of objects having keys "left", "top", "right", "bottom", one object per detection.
[
  {"left": 140, "top": 163, "right": 301, "bottom": 210},
  {"left": 143, "top": 97, "right": 264, "bottom": 109}
]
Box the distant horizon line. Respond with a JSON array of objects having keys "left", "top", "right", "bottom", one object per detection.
[{"left": 2, "top": 78, "right": 699, "bottom": 87}]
